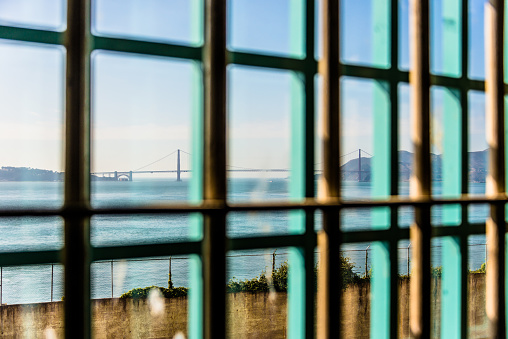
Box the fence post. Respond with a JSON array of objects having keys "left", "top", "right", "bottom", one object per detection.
[
  {"left": 407, "top": 243, "right": 411, "bottom": 275},
  {"left": 51, "top": 264, "right": 54, "bottom": 302},
  {"left": 365, "top": 245, "right": 370, "bottom": 277},
  {"left": 168, "top": 257, "right": 172, "bottom": 288},
  {"left": 272, "top": 250, "right": 276, "bottom": 277},
  {"left": 485, "top": 241, "right": 488, "bottom": 269},
  {"left": 111, "top": 260, "right": 114, "bottom": 299},
  {"left": 1, "top": 266, "right": 2, "bottom": 305}
]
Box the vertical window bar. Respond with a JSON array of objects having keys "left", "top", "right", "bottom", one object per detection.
[
  {"left": 304, "top": 1, "right": 316, "bottom": 338},
  {"left": 203, "top": 0, "right": 227, "bottom": 338},
  {"left": 459, "top": 0, "right": 470, "bottom": 337},
  {"left": 389, "top": 0, "right": 400, "bottom": 336},
  {"left": 485, "top": 0, "right": 506, "bottom": 337},
  {"left": 63, "top": 0, "right": 92, "bottom": 337},
  {"left": 317, "top": 0, "right": 340, "bottom": 337},
  {"left": 409, "top": 0, "right": 432, "bottom": 338}
]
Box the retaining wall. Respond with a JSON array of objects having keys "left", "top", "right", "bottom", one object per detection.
[{"left": 0, "top": 274, "right": 488, "bottom": 338}]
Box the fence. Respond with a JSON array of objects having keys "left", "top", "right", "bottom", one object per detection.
[{"left": 0, "top": 243, "right": 489, "bottom": 306}]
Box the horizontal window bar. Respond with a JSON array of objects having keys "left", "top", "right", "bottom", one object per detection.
[
  {"left": 91, "top": 35, "right": 202, "bottom": 60},
  {"left": 0, "top": 250, "right": 60, "bottom": 267},
  {"left": 0, "top": 25, "right": 62, "bottom": 45},
  {"left": 91, "top": 241, "right": 201, "bottom": 261},
  {"left": 0, "top": 195, "right": 506, "bottom": 216}
]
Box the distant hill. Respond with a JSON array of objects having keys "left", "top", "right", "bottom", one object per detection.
[
  {"left": 0, "top": 167, "right": 113, "bottom": 182},
  {"left": 341, "top": 150, "right": 488, "bottom": 182},
  {"left": 0, "top": 167, "right": 64, "bottom": 182}
]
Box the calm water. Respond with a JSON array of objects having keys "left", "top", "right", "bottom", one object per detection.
[{"left": 0, "top": 178, "right": 489, "bottom": 304}]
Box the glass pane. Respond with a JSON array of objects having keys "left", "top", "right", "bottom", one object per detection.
[
  {"left": 468, "top": 91, "right": 487, "bottom": 195},
  {"left": 91, "top": 256, "right": 191, "bottom": 337},
  {"left": 0, "top": 263, "right": 63, "bottom": 336},
  {"left": 91, "top": 51, "right": 199, "bottom": 207},
  {"left": 399, "top": 0, "right": 410, "bottom": 70},
  {"left": 430, "top": 0, "right": 462, "bottom": 77},
  {"left": 91, "top": 214, "right": 196, "bottom": 247},
  {"left": 468, "top": 235, "right": 487, "bottom": 337},
  {"left": 226, "top": 249, "right": 289, "bottom": 337},
  {"left": 92, "top": 0, "right": 202, "bottom": 46},
  {"left": 0, "top": 217, "right": 62, "bottom": 252},
  {"left": 339, "top": 242, "right": 370, "bottom": 336},
  {"left": 341, "top": 0, "right": 390, "bottom": 68},
  {"left": 468, "top": 0, "right": 485, "bottom": 80},
  {"left": 0, "top": 40, "right": 64, "bottom": 209},
  {"left": 398, "top": 83, "right": 414, "bottom": 229},
  {"left": 227, "top": 66, "right": 295, "bottom": 203},
  {"left": 228, "top": 0, "right": 304, "bottom": 58},
  {"left": 227, "top": 211, "right": 290, "bottom": 238},
  {"left": 0, "top": 0, "right": 66, "bottom": 31},
  {"left": 341, "top": 77, "right": 390, "bottom": 230}
]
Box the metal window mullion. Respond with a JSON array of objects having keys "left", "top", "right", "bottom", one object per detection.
[
  {"left": 459, "top": 1, "right": 470, "bottom": 335},
  {"left": 317, "top": 0, "right": 340, "bottom": 338},
  {"left": 303, "top": 1, "right": 316, "bottom": 339},
  {"left": 202, "top": 0, "right": 227, "bottom": 338},
  {"left": 485, "top": 0, "right": 506, "bottom": 337},
  {"left": 409, "top": 0, "right": 431, "bottom": 338},
  {"left": 389, "top": 0, "right": 400, "bottom": 334},
  {"left": 63, "top": 0, "right": 92, "bottom": 338}
]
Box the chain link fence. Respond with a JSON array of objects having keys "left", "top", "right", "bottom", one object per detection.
[{"left": 0, "top": 243, "right": 488, "bottom": 305}]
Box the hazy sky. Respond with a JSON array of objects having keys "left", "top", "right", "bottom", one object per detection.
[{"left": 0, "top": 0, "right": 490, "bottom": 173}]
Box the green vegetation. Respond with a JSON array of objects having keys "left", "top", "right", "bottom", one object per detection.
[
  {"left": 120, "top": 273, "right": 188, "bottom": 299},
  {"left": 120, "top": 255, "right": 361, "bottom": 299},
  {"left": 120, "top": 257, "right": 488, "bottom": 299}
]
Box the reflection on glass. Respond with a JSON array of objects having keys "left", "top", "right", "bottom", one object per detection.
[
  {"left": 92, "top": 0, "right": 202, "bottom": 46},
  {"left": 92, "top": 51, "right": 197, "bottom": 207}
]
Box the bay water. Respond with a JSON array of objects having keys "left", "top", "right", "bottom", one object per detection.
[{"left": 0, "top": 178, "right": 488, "bottom": 304}]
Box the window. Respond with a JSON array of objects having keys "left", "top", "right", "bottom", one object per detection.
[{"left": 0, "top": 0, "right": 505, "bottom": 338}]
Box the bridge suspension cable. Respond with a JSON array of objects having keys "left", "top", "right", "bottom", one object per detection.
[{"left": 134, "top": 150, "right": 179, "bottom": 171}]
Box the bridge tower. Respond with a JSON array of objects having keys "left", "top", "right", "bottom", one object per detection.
[
  {"left": 358, "top": 149, "right": 362, "bottom": 182},
  {"left": 176, "top": 149, "right": 181, "bottom": 182}
]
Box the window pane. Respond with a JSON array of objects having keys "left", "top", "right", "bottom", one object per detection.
[
  {"left": 0, "top": 0, "right": 66, "bottom": 31},
  {"left": 0, "top": 41, "right": 64, "bottom": 209},
  {"left": 341, "top": 0, "right": 390, "bottom": 68},
  {"left": 92, "top": 0, "right": 202, "bottom": 46},
  {"left": 0, "top": 217, "right": 62, "bottom": 252},
  {"left": 228, "top": 0, "right": 304, "bottom": 58},
  {"left": 91, "top": 256, "right": 191, "bottom": 337},
  {"left": 227, "top": 66, "right": 296, "bottom": 203},
  {"left": 226, "top": 248, "right": 290, "bottom": 337},
  {"left": 91, "top": 51, "right": 199, "bottom": 207},
  {"left": 91, "top": 214, "right": 196, "bottom": 247}
]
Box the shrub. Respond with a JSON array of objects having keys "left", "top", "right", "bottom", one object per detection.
[{"left": 120, "top": 273, "right": 188, "bottom": 299}]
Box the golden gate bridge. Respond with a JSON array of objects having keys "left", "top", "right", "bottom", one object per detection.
[{"left": 91, "top": 148, "right": 372, "bottom": 182}]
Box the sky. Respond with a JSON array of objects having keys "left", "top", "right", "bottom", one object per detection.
[{"left": 0, "top": 0, "right": 490, "bottom": 174}]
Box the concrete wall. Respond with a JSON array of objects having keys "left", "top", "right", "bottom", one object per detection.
[{"left": 0, "top": 274, "right": 488, "bottom": 338}]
